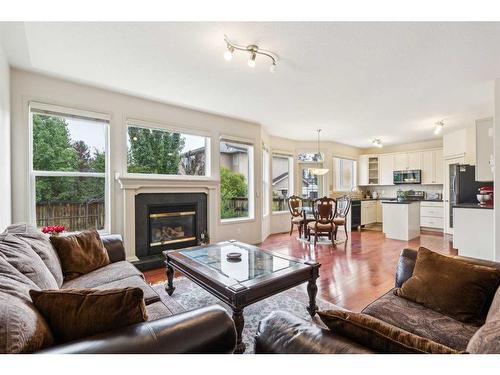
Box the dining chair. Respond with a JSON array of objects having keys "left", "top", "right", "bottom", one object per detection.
[
  {"left": 307, "top": 196, "right": 336, "bottom": 245},
  {"left": 333, "top": 195, "right": 352, "bottom": 240},
  {"left": 286, "top": 195, "right": 304, "bottom": 237}
]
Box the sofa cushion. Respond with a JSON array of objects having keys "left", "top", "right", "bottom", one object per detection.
[
  {"left": 145, "top": 301, "right": 174, "bottom": 321},
  {"left": 61, "top": 260, "right": 143, "bottom": 289},
  {"left": 0, "top": 292, "right": 54, "bottom": 353},
  {"left": 318, "top": 309, "right": 460, "bottom": 354},
  {"left": 0, "top": 234, "right": 58, "bottom": 290},
  {"left": 0, "top": 254, "right": 41, "bottom": 302},
  {"left": 93, "top": 275, "right": 160, "bottom": 305},
  {"left": 50, "top": 230, "right": 110, "bottom": 281},
  {"left": 362, "top": 289, "right": 479, "bottom": 351},
  {"left": 486, "top": 287, "right": 500, "bottom": 323},
  {"left": 4, "top": 223, "right": 64, "bottom": 287},
  {"left": 395, "top": 247, "right": 500, "bottom": 325},
  {"left": 30, "top": 288, "right": 148, "bottom": 343}
]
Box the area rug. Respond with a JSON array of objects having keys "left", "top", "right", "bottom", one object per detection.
[{"left": 151, "top": 277, "right": 336, "bottom": 353}]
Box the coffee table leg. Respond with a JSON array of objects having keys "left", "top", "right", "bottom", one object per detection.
[
  {"left": 165, "top": 262, "right": 175, "bottom": 296},
  {"left": 306, "top": 278, "right": 319, "bottom": 316},
  {"left": 232, "top": 308, "right": 246, "bottom": 354}
]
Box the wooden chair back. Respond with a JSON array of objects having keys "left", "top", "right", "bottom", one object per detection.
[
  {"left": 335, "top": 195, "right": 352, "bottom": 219},
  {"left": 312, "top": 197, "right": 335, "bottom": 224},
  {"left": 287, "top": 195, "right": 303, "bottom": 218}
]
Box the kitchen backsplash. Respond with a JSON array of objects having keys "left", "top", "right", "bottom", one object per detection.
[{"left": 360, "top": 184, "right": 443, "bottom": 199}]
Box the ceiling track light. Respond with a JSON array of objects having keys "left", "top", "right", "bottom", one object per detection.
[
  {"left": 372, "top": 139, "right": 383, "bottom": 148},
  {"left": 223, "top": 34, "right": 279, "bottom": 72},
  {"left": 434, "top": 121, "right": 444, "bottom": 135}
]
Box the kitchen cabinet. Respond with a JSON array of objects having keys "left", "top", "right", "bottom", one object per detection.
[
  {"left": 408, "top": 152, "right": 422, "bottom": 170},
  {"left": 394, "top": 153, "right": 408, "bottom": 171},
  {"left": 421, "top": 150, "right": 443, "bottom": 185},
  {"left": 358, "top": 155, "right": 369, "bottom": 186},
  {"left": 378, "top": 154, "right": 394, "bottom": 185},
  {"left": 394, "top": 152, "right": 421, "bottom": 170},
  {"left": 420, "top": 201, "right": 443, "bottom": 230},
  {"left": 361, "top": 200, "right": 377, "bottom": 225},
  {"left": 475, "top": 118, "right": 494, "bottom": 182}
]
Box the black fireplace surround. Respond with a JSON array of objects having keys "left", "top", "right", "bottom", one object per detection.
[{"left": 134, "top": 193, "right": 207, "bottom": 270}]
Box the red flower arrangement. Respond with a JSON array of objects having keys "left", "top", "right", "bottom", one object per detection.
[{"left": 41, "top": 225, "right": 65, "bottom": 235}]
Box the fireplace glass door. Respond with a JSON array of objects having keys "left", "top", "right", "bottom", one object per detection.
[{"left": 149, "top": 205, "right": 197, "bottom": 252}]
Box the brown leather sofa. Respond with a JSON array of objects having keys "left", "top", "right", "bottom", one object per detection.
[
  {"left": 0, "top": 224, "right": 236, "bottom": 354},
  {"left": 255, "top": 249, "right": 500, "bottom": 354}
]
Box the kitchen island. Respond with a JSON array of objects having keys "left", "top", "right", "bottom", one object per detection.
[
  {"left": 453, "top": 204, "right": 494, "bottom": 261},
  {"left": 382, "top": 201, "right": 420, "bottom": 241}
]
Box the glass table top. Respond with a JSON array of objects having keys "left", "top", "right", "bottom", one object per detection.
[{"left": 178, "top": 242, "right": 297, "bottom": 283}]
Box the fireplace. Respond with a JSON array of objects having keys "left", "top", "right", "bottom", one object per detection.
[
  {"left": 148, "top": 204, "right": 197, "bottom": 251},
  {"left": 135, "top": 193, "right": 207, "bottom": 269}
]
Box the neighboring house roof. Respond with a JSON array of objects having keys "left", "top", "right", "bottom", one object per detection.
[
  {"left": 272, "top": 172, "right": 289, "bottom": 186},
  {"left": 181, "top": 146, "right": 205, "bottom": 157},
  {"left": 220, "top": 142, "right": 247, "bottom": 154}
]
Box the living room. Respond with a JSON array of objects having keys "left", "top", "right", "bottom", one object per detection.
[{"left": 1, "top": 1, "right": 500, "bottom": 372}]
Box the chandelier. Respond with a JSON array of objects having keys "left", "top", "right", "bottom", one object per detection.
[
  {"left": 310, "top": 129, "right": 329, "bottom": 176},
  {"left": 223, "top": 34, "right": 278, "bottom": 73}
]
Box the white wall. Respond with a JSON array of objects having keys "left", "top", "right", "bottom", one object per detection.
[
  {"left": 0, "top": 45, "right": 11, "bottom": 229},
  {"left": 10, "top": 69, "right": 263, "bottom": 245}
]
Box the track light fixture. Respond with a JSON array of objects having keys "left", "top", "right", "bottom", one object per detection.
[
  {"left": 434, "top": 121, "right": 444, "bottom": 135},
  {"left": 223, "top": 35, "right": 278, "bottom": 72},
  {"left": 372, "top": 139, "right": 383, "bottom": 148}
]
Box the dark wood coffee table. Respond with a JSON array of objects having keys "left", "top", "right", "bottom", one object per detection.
[{"left": 163, "top": 240, "right": 320, "bottom": 353}]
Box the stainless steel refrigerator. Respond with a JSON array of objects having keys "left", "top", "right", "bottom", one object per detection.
[{"left": 449, "top": 164, "right": 483, "bottom": 228}]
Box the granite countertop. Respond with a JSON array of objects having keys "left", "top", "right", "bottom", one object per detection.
[
  {"left": 381, "top": 200, "right": 420, "bottom": 204},
  {"left": 453, "top": 203, "right": 494, "bottom": 210}
]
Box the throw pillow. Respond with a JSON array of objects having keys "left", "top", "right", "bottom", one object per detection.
[
  {"left": 0, "top": 292, "right": 54, "bottom": 353},
  {"left": 0, "top": 234, "right": 59, "bottom": 289},
  {"left": 5, "top": 223, "right": 64, "bottom": 287},
  {"left": 466, "top": 319, "right": 500, "bottom": 354},
  {"left": 30, "top": 287, "right": 148, "bottom": 343},
  {"left": 318, "top": 309, "right": 461, "bottom": 354},
  {"left": 395, "top": 247, "right": 500, "bottom": 325},
  {"left": 50, "top": 230, "right": 110, "bottom": 281}
]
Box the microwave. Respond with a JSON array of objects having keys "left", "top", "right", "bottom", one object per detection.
[{"left": 393, "top": 170, "right": 421, "bottom": 184}]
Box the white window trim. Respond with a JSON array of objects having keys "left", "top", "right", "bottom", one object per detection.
[
  {"left": 219, "top": 139, "right": 255, "bottom": 223},
  {"left": 29, "top": 103, "right": 111, "bottom": 234},
  {"left": 125, "top": 120, "right": 212, "bottom": 179},
  {"left": 262, "top": 146, "right": 270, "bottom": 218},
  {"left": 271, "top": 153, "right": 294, "bottom": 214}
]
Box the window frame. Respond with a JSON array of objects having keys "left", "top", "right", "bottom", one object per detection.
[
  {"left": 219, "top": 138, "right": 255, "bottom": 223},
  {"left": 262, "top": 146, "right": 270, "bottom": 217},
  {"left": 28, "top": 102, "right": 111, "bottom": 234},
  {"left": 333, "top": 155, "right": 357, "bottom": 192},
  {"left": 271, "top": 153, "right": 294, "bottom": 214},
  {"left": 124, "top": 119, "right": 212, "bottom": 180}
]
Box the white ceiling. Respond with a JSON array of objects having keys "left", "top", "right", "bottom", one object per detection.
[{"left": 1, "top": 22, "right": 499, "bottom": 147}]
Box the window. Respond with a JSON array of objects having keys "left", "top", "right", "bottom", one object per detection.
[
  {"left": 333, "top": 157, "right": 357, "bottom": 191},
  {"left": 300, "top": 167, "right": 321, "bottom": 200},
  {"left": 298, "top": 152, "right": 323, "bottom": 163},
  {"left": 127, "top": 124, "right": 210, "bottom": 176},
  {"left": 272, "top": 154, "right": 293, "bottom": 212},
  {"left": 30, "top": 104, "right": 109, "bottom": 232},
  {"left": 262, "top": 147, "right": 270, "bottom": 217},
  {"left": 219, "top": 140, "right": 254, "bottom": 220}
]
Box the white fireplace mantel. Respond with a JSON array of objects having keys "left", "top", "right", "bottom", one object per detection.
[{"left": 115, "top": 173, "right": 219, "bottom": 261}]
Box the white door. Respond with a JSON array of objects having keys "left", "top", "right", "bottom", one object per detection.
[
  {"left": 408, "top": 152, "right": 422, "bottom": 170},
  {"left": 394, "top": 153, "right": 408, "bottom": 171},
  {"left": 444, "top": 156, "right": 465, "bottom": 234},
  {"left": 378, "top": 154, "right": 394, "bottom": 185}
]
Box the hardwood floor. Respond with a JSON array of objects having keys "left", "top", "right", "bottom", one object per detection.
[{"left": 144, "top": 228, "right": 456, "bottom": 312}]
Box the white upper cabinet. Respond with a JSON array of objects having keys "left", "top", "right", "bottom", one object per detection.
[
  {"left": 407, "top": 152, "right": 422, "bottom": 170},
  {"left": 475, "top": 118, "right": 494, "bottom": 182},
  {"left": 358, "top": 155, "right": 369, "bottom": 186},
  {"left": 394, "top": 153, "right": 408, "bottom": 171},
  {"left": 378, "top": 154, "right": 394, "bottom": 185},
  {"left": 421, "top": 150, "right": 443, "bottom": 184}
]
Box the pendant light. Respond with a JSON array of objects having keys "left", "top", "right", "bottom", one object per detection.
[{"left": 310, "top": 129, "right": 329, "bottom": 176}]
